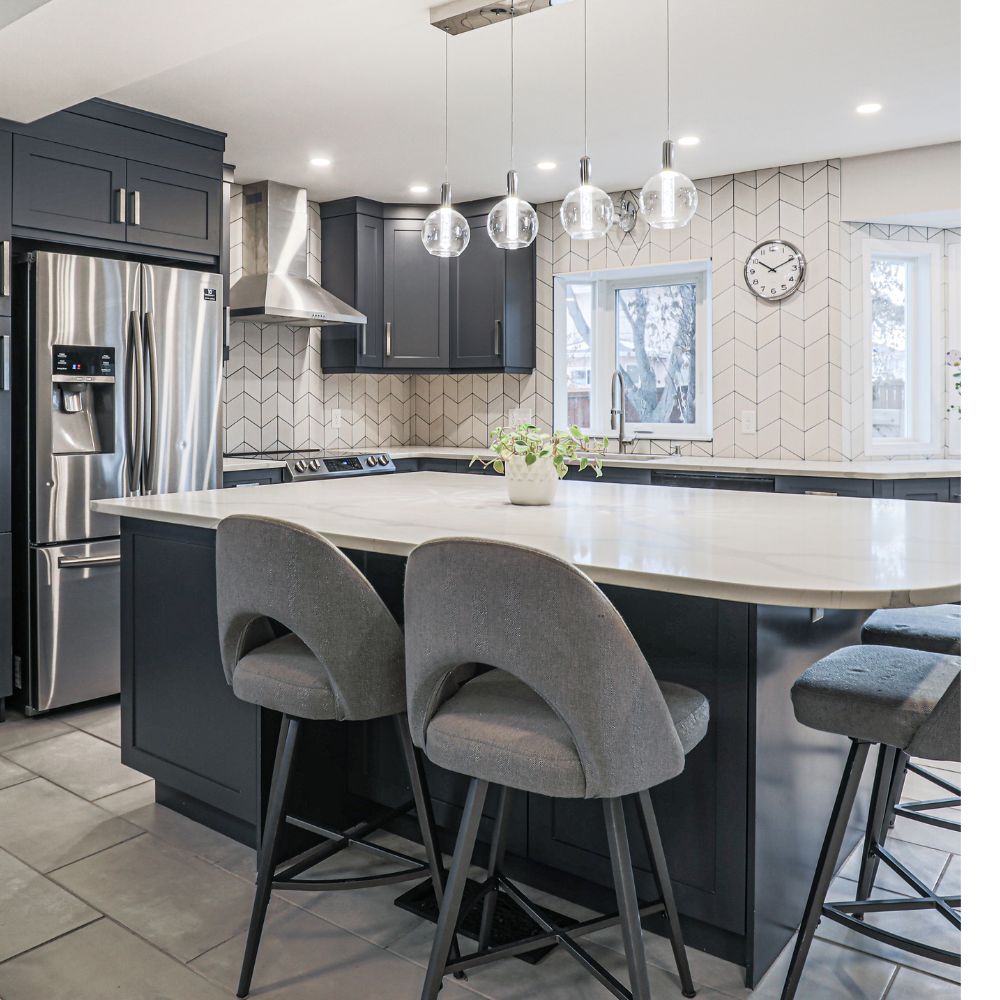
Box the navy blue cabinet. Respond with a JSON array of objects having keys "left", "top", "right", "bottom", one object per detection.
[
  {"left": 1, "top": 130, "right": 11, "bottom": 317},
  {"left": 887, "top": 478, "right": 953, "bottom": 503},
  {"left": 1, "top": 316, "right": 9, "bottom": 715},
  {"left": 774, "top": 475, "right": 875, "bottom": 498},
  {"left": 222, "top": 467, "right": 285, "bottom": 488}
]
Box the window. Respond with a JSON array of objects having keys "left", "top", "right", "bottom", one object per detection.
[
  {"left": 554, "top": 262, "right": 712, "bottom": 440},
  {"left": 862, "top": 239, "right": 943, "bottom": 455}
]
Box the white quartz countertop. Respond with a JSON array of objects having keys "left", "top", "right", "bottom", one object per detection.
[
  {"left": 94, "top": 472, "right": 960, "bottom": 610},
  {"left": 222, "top": 448, "right": 960, "bottom": 480}
]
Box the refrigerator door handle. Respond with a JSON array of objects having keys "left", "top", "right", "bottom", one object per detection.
[
  {"left": 57, "top": 553, "right": 121, "bottom": 569},
  {"left": 125, "top": 310, "right": 145, "bottom": 495},
  {"left": 142, "top": 311, "right": 159, "bottom": 495}
]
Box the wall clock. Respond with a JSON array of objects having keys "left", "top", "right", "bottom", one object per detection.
[{"left": 744, "top": 240, "right": 805, "bottom": 301}]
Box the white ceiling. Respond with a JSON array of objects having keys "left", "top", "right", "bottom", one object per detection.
[{"left": 1, "top": 0, "right": 960, "bottom": 205}]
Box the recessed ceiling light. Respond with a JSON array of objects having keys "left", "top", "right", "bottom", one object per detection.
[
  {"left": 410, "top": 184, "right": 430, "bottom": 194},
  {"left": 856, "top": 103, "right": 882, "bottom": 115},
  {"left": 536, "top": 161, "right": 557, "bottom": 170},
  {"left": 310, "top": 157, "right": 332, "bottom": 167},
  {"left": 677, "top": 136, "right": 700, "bottom": 147}
]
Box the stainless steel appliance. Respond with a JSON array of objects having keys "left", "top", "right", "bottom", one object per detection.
[
  {"left": 224, "top": 449, "right": 395, "bottom": 483},
  {"left": 16, "top": 250, "right": 223, "bottom": 713}
]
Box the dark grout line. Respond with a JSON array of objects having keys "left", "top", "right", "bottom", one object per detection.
[{"left": 0, "top": 914, "right": 104, "bottom": 968}]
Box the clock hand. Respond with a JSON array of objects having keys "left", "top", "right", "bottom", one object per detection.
[{"left": 756, "top": 260, "right": 778, "bottom": 273}]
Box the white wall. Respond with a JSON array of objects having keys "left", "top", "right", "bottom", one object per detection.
[{"left": 841, "top": 142, "right": 960, "bottom": 227}]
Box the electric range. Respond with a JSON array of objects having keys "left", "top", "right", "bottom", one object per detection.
[{"left": 224, "top": 448, "right": 395, "bottom": 482}]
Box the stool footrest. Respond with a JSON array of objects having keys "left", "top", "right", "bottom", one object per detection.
[{"left": 822, "top": 901, "right": 960, "bottom": 966}]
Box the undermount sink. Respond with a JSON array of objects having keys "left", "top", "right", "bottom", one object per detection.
[{"left": 583, "top": 453, "right": 662, "bottom": 461}]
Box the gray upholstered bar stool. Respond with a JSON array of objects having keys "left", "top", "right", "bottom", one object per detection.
[
  {"left": 861, "top": 605, "right": 961, "bottom": 843},
  {"left": 405, "top": 537, "right": 709, "bottom": 1000},
  {"left": 216, "top": 515, "right": 451, "bottom": 998},
  {"left": 781, "top": 644, "right": 961, "bottom": 1000}
]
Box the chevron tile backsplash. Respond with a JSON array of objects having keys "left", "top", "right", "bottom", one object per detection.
[{"left": 223, "top": 165, "right": 959, "bottom": 459}]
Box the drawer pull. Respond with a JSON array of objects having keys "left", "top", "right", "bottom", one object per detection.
[
  {"left": 2, "top": 239, "right": 11, "bottom": 296},
  {"left": 804, "top": 490, "right": 838, "bottom": 497},
  {"left": 115, "top": 188, "right": 126, "bottom": 224}
]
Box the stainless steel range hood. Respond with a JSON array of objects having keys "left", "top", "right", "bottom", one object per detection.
[{"left": 230, "top": 180, "right": 366, "bottom": 327}]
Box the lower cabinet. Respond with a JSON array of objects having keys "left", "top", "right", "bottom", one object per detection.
[
  {"left": 222, "top": 468, "right": 285, "bottom": 488},
  {"left": 1, "top": 533, "right": 11, "bottom": 711},
  {"left": 885, "top": 478, "right": 953, "bottom": 503},
  {"left": 773, "top": 476, "right": 874, "bottom": 498}
]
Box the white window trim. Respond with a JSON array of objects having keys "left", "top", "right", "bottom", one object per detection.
[
  {"left": 554, "top": 261, "right": 713, "bottom": 440},
  {"left": 945, "top": 243, "right": 961, "bottom": 457},
  {"left": 862, "top": 238, "right": 943, "bottom": 457}
]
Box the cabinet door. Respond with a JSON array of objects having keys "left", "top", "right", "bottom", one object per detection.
[
  {"left": 1, "top": 131, "right": 11, "bottom": 316},
  {"left": 126, "top": 161, "right": 221, "bottom": 256},
  {"left": 12, "top": 136, "right": 126, "bottom": 242},
  {"left": 774, "top": 475, "right": 874, "bottom": 498},
  {"left": 0, "top": 316, "right": 9, "bottom": 532},
  {"left": 355, "top": 215, "right": 384, "bottom": 367},
  {"left": 383, "top": 219, "right": 448, "bottom": 369},
  {"left": 890, "top": 478, "right": 952, "bottom": 503},
  {"left": 450, "top": 215, "right": 504, "bottom": 369},
  {"left": 0, "top": 533, "right": 10, "bottom": 703}
]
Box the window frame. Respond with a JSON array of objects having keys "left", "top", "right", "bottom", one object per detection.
[
  {"left": 554, "top": 260, "right": 713, "bottom": 440},
  {"left": 861, "top": 238, "right": 944, "bottom": 457}
]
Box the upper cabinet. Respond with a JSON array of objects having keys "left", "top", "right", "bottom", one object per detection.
[
  {"left": 318, "top": 197, "right": 534, "bottom": 374},
  {"left": 4, "top": 101, "right": 225, "bottom": 266},
  {"left": 382, "top": 217, "right": 449, "bottom": 369},
  {"left": 1, "top": 131, "right": 11, "bottom": 316}
]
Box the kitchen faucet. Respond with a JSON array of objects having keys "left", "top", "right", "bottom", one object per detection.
[{"left": 610, "top": 369, "right": 629, "bottom": 454}]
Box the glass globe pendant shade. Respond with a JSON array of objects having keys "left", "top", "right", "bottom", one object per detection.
[
  {"left": 560, "top": 156, "right": 614, "bottom": 240},
  {"left": 421, "top": 183, "right": 471, "bottom": 258},
  {"left": 639, "top": 140, "right": 698, "bottom": 230},
  {"left": 487, "top": 170, "right": 538, "bottom": 250}
]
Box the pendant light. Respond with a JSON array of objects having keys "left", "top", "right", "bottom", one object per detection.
[
  {"left": 422, "top": 29, "right": 470, "bottom": 257},
  {"left": 639, "top": 0, "right": 697, "bottom": 229},
  {"left": 487, "top": 7, "right": 538, "bottom": 250},
  {"left": 560, "top": 0, "right": 613, "bottom": 240}
]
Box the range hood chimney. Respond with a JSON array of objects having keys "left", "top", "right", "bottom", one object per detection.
[{"left": 230, "top": 180, "right": 366, "bottom": 327}]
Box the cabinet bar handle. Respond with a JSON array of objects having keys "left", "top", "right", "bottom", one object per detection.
[
  {"left": 804, "top": 490, "right": 838, "bottom": 497},
  {"left": 1, "top": 239, "right": 10, "bottom": 297},
  {"left": 114, "top": 188, "right": 126, "bottom": 224},
  {"left": 361, "top": 323, "right": 367, "bottom": 357},
  {"left": 1, "top": 334, "right": 10, "bottom": 391},
  {"left": 385, "top": 321, "right": 392, "bottom": 357},
  {"left": 130, "top": 190, "right": 141, "bottom": 226},
  {"left": 494, "top": 319, "right": 502, "bottom": 356}
]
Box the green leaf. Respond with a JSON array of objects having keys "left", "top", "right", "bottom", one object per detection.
[
  {"left": 493, "top": 459, "right": 504, "bottom": 475},
  {"left": 525, "top": 452, "right": 537, "bottom": 466}
]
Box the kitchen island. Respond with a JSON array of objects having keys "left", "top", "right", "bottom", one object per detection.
[{"left": 93, "top": 473, "right": 960, "bottom": 986}]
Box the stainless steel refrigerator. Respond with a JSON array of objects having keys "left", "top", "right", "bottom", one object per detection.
[{"left": 16, "top": 250, "right": 222, "bottom": 713}]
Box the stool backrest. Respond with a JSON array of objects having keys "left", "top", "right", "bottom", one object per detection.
[
  {"left": 908, "top": 671, "right": 961, "bottom": 762},
  {"left": 404, "top": 537, "right": 687, "bottom": 799},
  {"left": 216, "top": 515, "right": 405, "bottom": 719}
]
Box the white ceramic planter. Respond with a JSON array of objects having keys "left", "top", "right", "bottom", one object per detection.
[{"left": 504, "top": 456, "right": 558, "bottom": 506}]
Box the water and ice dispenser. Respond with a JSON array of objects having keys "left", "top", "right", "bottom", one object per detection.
[{"left": 50, "top": 345, "right": 116, "bottom": 455}]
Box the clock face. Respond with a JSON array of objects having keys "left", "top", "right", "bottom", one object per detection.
[{"left": 744, "top": 241, "right": 805, "bottom": 301}]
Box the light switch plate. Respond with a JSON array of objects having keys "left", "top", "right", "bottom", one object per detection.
[
  {"left": 330, "top": 408, "right": 343, "bottom": 430},
  {"left": 740, "top": 410, "right": 756, "bottom": 434}
]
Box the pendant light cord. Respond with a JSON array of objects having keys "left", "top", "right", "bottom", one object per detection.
[
  {"left": 444, "top": 30, "right": 450, "bottom": 183},
  {"left": 510, "top": 5, "right": 515, "bottom": 170},
  {"left": 665, "top": 0, "right": 671, "bottom": 139},
  {"left": 583, "top": 0, "right": 588, "bottom": 155}
]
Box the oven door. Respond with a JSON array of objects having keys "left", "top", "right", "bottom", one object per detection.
[{"left": 31, "top": 539, "right": 121, "bottom": 712}]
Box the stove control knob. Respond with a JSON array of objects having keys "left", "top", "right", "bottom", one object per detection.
[
  {"left": 367, "top": 455, "right": 377, "bottom": 467},
  {"left": 309, "top": 458, "right": 322, "bottom": 471},
  {"left": 294, "top": 460, "right": 307, "bottom": 473},
  {"left": 377, "top": 454, "right": 389, "bottom": 465}
]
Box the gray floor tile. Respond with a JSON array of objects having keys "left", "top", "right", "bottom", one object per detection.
[
  {"left": 112, "top": 800, "right": 253, "bottom": 865},
  {"left": 0, "top": 847, "right": 100, "bottom": 962},
  {"left": 0, "top": 778, "right": 142, "bottom": 872},
  {"left": 903, "top": 766, "right": 960, "bottom": 804},
  {"left": 0, "top": 756, "right": 32, "bottom": 790},
  {"left": 92, "top": 779, "right": 155, "bottom": 815},
  {"left": 192, "top": 904, "right": 476, "bottom": 999},
  {"left": 50, "top": 832, "right": 258, "bottom": 962},
  {"left": 936, "top": 854, "right": 960, "bottom": 897},
  {"left": 750, "top": 935, "right": 897, "bottom": 1000},
  {"left": 887, "top": 810, "right": 961, "bottom": 855},
  {"left": 0, "top": 918, "right": 232, "bottom": 1000},
  {"left": 0, "top": 713, "right": 71, "bottom": 753},
  {"left": 55, "top": 699, "right": 121, "bottom": 746},
  {"left": 911, "top": 756, "right": 959, "bottom": 776},
  {"left": 4, "top": 729, "right": 147, "bottom": 801},
  {"left": 295, "top": 830, "right": 433, "bottom": 947},
  {"left": 886, "top": 967, "right": 961, "bottom": 998}
]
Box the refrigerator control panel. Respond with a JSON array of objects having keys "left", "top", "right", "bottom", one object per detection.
[{"left": 52, "top": 345, "right": 115, "bottom": 382}]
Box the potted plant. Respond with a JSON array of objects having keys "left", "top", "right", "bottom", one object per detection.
[{"left": 473, "top": 424, "right": 607, "bottom": 506}]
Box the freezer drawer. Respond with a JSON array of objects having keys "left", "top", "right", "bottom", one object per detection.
[{"left": 32, "top": 539, "right": 120, "bottom": 712}]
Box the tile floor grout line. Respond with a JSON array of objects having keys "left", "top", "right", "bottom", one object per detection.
[
  {"left": 880, "top": 964, "right": 902, "bottom": 999},
  {"left": 0, "top": 913, "right": 104, "bottom": 968},
  {"left": 0, "top": 755, "right": 151, "bottom": 805}
]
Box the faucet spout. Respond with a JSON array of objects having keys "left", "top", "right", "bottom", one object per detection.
[{"left": 610, "top": 370, "right": 627, "bottom": 454}]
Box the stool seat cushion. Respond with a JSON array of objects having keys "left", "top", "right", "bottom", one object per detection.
[
  {"left": 424, "top": 670, "right": 708, "bottom": 799},
  {"left": 792, "top": 645, "right": 960, "bottom": 752},
  {"left": 233, "top": 633, "right": 342, "bottom": 720},
  {"left": 862, "top": 605, "right": 961, "bottom": 655}
]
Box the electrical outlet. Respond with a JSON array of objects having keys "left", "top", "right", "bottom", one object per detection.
[
  {"left": 510, "top": 407, "right": 532, "bottom": 426},
  {"left": 330, "top": 408, "right": 343, "bottom": 430},
  {"left": 740, "top": 410, "right": 756, "bottom": 434}
]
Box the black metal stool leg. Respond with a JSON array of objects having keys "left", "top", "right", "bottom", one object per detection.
[
  {"left": 238, "top": 714, "right": 300, "bottom": 998},
  {"left": 421, "top": 778, "right": 489, "bottom": 1000},
  {"left": 478, "top": 785, "right": 513, "bottom": 951},
  {"left": 879, "top": 749, "right": 909, "bottom": 839},
  {"left": 604, "top": 796, "right": 652, "bottom": 1000},
  {"left": 636, "top": 790, "right": 696, "bottom": 998},
  {"left": 857, "top": 744, "right": 893, "bottom": 903},
  {"left": 780, "top": 740, "right": 870, "bottom": 1000}
]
